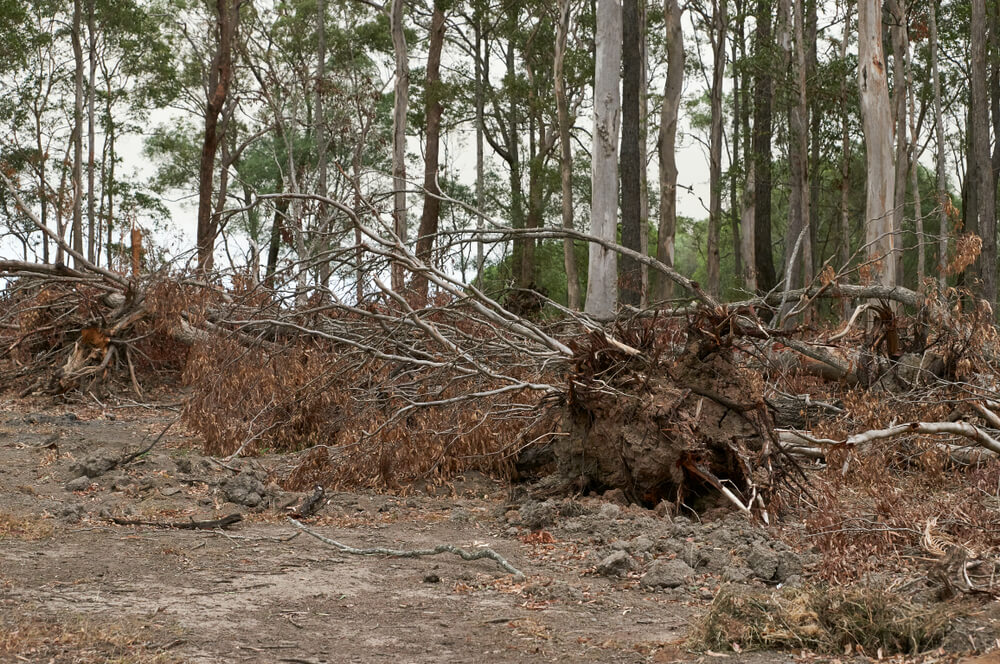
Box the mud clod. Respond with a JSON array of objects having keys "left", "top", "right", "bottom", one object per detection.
[
  {"left": 642, "top": 558, "right": 696, "bottom": 588},
  {"left": 69, "top": 448, "right": 117, "bottom": 478},
  {"left": 596, "top": 550, "right": 635, "bottom": 577},
  {"left": 221, "top": 471, "right": 268, "bottom": 507}
]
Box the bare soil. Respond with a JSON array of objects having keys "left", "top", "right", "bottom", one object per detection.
[{"left": 0, "top": 397, "right": 992, "bottom": 664}]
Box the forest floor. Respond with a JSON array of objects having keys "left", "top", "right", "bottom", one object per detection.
[{"left": 0, "top": 393, "right": 997, "bottom": 664}]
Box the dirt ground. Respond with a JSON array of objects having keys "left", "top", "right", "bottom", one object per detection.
[{"left": 0, "top": 396, "right": 994, "bottom": 664}]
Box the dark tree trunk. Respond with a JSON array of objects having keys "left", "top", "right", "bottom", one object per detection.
[
  {"left": 414, "top": 3, "right": 446, "bottom": 301},
  {"left": 620, "top": 0, "right": 642, "bottom": 305},
  {"left": 752, "top": 0, "right": 776, "bottom": 291}
]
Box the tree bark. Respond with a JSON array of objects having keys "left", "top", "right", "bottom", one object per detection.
[
  {"left": 858, "top": 0, "right": 896, "bottom": 289},
  {"left": 655, "top": 0, "right": 683, "bottom": 302},
  {"left": 86, "top": 0, "right": 96, "bottom": 264},
  {"left": 196, "top": 0, "right": 241, "bottom": 273},
  {"left": 888, "top": 0, "right": 908, "bottom": 287},
  {"left": 972, "top": 0, "right": 996, "bottom": 305},
  {"left": 930, "top": 0, "right": 948, "bottom": 287},
  {"left": 586, "top": 0, "right": 622, "bottom": 317},
  {"left": 839, "top": 0, "right": 853, "bottom": 316},
  {"left": 555, "top": 0, "right": 581, "bottom": 309},
  {"left": 315, "top": 0, "right": 330, "bottom": 287},
  {"left": 474, "top": 15, "right": 485, "bottom": 287},
  {"left": 390, "top": 0, "right": 409, "bottom": 292},
  {"left": 707, "top": 0, "right": 727, "bottom": 298},
  {"left": 71, "top": 0, "right": 84, "bottom": 268},
  {"left": 780, "top": 0, "right": 811, "bottom": 324},
  {"left": 620, "top": 0, "right": 642, "bottom": 305},
  {"left": 414, "top": 3, "right": 446, "bottom": 301},
  {"left": 752, "top": 0, "right": 776, "bottom": 291}
]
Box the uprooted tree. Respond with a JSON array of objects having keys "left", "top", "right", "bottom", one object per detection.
[{"left": 6, "top": 163, "right": 1000, "bottom": 543}]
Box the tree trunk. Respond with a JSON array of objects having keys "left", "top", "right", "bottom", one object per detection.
[
  {"left": 839, "top": 0, "right": 853, "bottom": 316},
  {"left": 620, "top": 0, "right": 642, "bottom": 305},
  {"left": 71, "top": 0, "right": 84, "bottom": 268},
  {"left": 906, "top": 22, "right": 924, "bottom": 285},
  {"left": 390, "top": 0, "right": 409, "bottom": 292},
  {"left": 972, "top": 0, "right": 996, "bottom": 305},
  {"left": 930, "top": 0, "right": 947, "bottom": 287},
  {"left": 858, "top": 0, "right": 896, "bottom": 289},
  {"left": 555, "top": 0, "right": 581, "bottom": 309},
  {"left": 315, "top": 0, "right": 330, "bottom": 287},
  {"left": 586, "top": 0, "right": 622, "bottom": 317},
  {"left": 196, "top": 0, "right": 241, "bottom": 273},
  {"left": 639, "top": 0, "right": 650, "bottom": 306},
  {"left": 655, "top": 0, "right": 683, "bottom": 302},
  {"left": 86, "top": 0, "right": 96, "bottom": 264},
  {"left": 474, "top": 16, "right": 485, "bottom": 287},
  {"left": 414, "top": 3, "right": 446, "bottom": 301},
  {"left": 752, "top": 0, "right": 776, "bottom": 291},
  {"left": 888, "top": 0, "right": 908, "bottom": 287},
  {"left": 780, "top": 0, "right": 811, "bottom": 324},
  {"left": 706, "top": 0, "right": 727, "bottom": 298}
]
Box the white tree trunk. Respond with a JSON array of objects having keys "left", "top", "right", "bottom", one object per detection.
[
  {"left": 858, "top": 0, "right": 896, "bottom": 288},
  {"left": 585, "top": 0, "right": 622, "bottom": 317}
]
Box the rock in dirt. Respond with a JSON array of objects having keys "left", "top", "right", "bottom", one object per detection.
[
  {"left": 58, "top": 503, "right": 86, "bottom": 522},
  {"left": 642, "top": 558, "right": 695, "bottom": 588},
  {"left": 520, "top": 499, "right": 558, "bottom": 530},
  {"left": 221, "top": 471, "right": 268, "bottom": 508},
  {"left": 596, "top": 550, "right": 635, "bottom": 577},
  {"left": 69, "top": 448, "right": 118, "bottom": 478},
  {"left": 65, "top": 475, "right": 93, "bottom": 492}
]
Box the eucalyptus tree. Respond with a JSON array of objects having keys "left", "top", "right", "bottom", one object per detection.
[{"left": 586, "top": 0, "right": 621, "bottom": 317}]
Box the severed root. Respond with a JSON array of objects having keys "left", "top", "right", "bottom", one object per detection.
[{"left": 288, "top": 517, "right": 525, "bottom": 581}]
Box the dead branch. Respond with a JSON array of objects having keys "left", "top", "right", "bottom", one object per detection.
[
  {"left": 110, "top": 513, "right": 243, "bottom": 529},
  {"left": 288, "top": 517, "right": 525, "bottom": 580},
  {"left": 778, "top": 420, "right": 1000, "bottom": 455}
]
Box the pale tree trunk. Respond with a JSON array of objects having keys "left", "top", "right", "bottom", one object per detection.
[
  {"left": 196, "top": 0, "right": 241, "bottom": 272},
  {"left": 706, "top": 0, "right": 727, "bottom": 297},
  {"left": 555, "top": 0, "right": 580, "bottom": 309},
  {"left": 414, "top": 2, "right": 445, "bottom": 301},
  {"left": 390, "top": 0, "right": 409, "bottom": 292},
  {"left": 620, "top": 0, "right": 642, "bottom": 305},
  {"left": 972, "top": 0, "right": 996, "bottom": 306},
  {"left": 655, "top": 0, "right": 683, "bottom": 302},
  {"left": 930, "top": 0, "right": 948, "bottom": 287},
  {"left": 86, "top": 0, "right": 96, "bottom": 264},
  {"left": 888, "top": 0, "right": 908, "bottom": 287},
  {"left": 71, "top": 0, "right": 84, "bottom": 267},
  {"left": 858, "top": 0, "right": 896, "bottom": 289},
  {"left": 586, "top": 0, "right": 622, "bottom": 318}
]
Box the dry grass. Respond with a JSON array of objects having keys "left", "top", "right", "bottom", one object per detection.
[
  {"left": 693, "top": 584, "right": 965, "bottom": 656},
  {"left": 0, "top": 512, "right": 53, "bottom": 540},
  {"left": 0, "top": 612, "right": 183, "bottom": 663},
  {"left": 183, "top": 332, "right": 552, "bottom": 491}
]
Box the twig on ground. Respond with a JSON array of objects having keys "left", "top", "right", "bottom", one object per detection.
[{"left": 287, "top": 517, "right": 525, "bottom": 580}]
